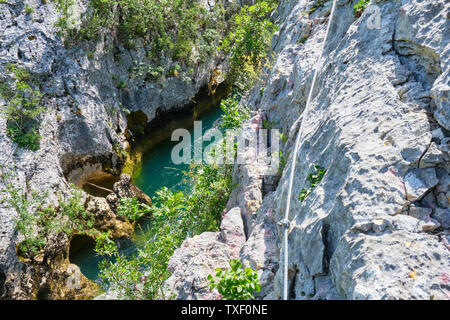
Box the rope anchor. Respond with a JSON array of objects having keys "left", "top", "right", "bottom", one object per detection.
[{"left": 278, "top": 218, "right": 291, "bottom": 228}]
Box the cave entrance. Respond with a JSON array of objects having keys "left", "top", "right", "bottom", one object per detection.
[
  {"left": 69, "top": 234, "right": 96, "bottom": 258},
  {"left": 81, "top": 171, "right": 119, "bottom": 198},
  {"left": 69, "top": 234, "right": 103, "bottom": 281}
]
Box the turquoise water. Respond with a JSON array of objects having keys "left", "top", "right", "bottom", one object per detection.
[
  {"left": 134, "top": 107, "right": 224, "bottom": 197},
  {"left": 70, "top": 106, "right": 224, "bottom": 282}
]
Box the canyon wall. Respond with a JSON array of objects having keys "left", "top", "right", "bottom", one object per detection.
[
  {"left": 0, "top": 0, "right": 226, "bottom": 299},
  {"left": 166, "top": 0, "right": 450, "bottom": 300}
]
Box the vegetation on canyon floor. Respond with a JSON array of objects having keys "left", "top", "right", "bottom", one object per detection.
[
  {"left": 0, "top": 0, "right": 278, "bottom": 299},
  {"left": 95, "top": 163, "right": 233, "bottom": 299}
]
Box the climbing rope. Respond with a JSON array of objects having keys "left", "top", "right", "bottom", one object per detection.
[{"left": 282, "top": 0, "right": 338, "bottom": 300}]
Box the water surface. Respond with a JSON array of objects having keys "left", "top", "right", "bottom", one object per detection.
[{"left": 70, "top": 107, "right": 224, "bottom": 281}]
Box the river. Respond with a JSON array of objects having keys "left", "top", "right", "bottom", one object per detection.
[{"left": 70, "top": 106, "right": 224, "bottom": 282}]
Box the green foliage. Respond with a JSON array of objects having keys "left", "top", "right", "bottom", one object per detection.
[
  {"left": 262, "top": 119, "right": 278, "bottom": 129},
  {"left": 353, "top": 0, "right": 370, "bottom": 17},
  {"left": 220, "top": 0, "right": 278, "bottom": 91},
  {"left": 96, "top": 163, "right": 233, "bottom": 299},
  {"left": 208, "top": 259, "right": 261, "bottom": 300},
  {"left": 130, "top": 62, "right": 165, "bottom": 82},
  {"left": 303, "top": 0, "right": 328, "bottom": 15},
  {"left": 298, "top": 164, "right": 326, "bottom": 202},
  {"left": 278, "top": 151, "right": 290, "bottom": 176},
  {"left": 57, "top": 189, "right": 95, "bottom": 234},
  {"left": 95, "top": 231, "right": 118, "bottom": 256},
  {"left": 167, "top": 64, "right": 181, "bottom": 77},
  {"left": 54, "top": 0, "right": 225, "bottom": 66},
  {"left": 278, "top": 132, "right": 287, "bottom": 144},
  {"left": 219, "top": 94, "right": 250, "bottom": 129},
  {"left": 117, "top": 197, "right": 151, "bottom": 221},
  {"left": 25, "top": 5, "right": 34, "bottom": 14},
  {"left": 0, "top": 63, "right": 46, "bottom": 151},
  {"left": 0, "top": 165, "right": 95, "bottom": 261}
]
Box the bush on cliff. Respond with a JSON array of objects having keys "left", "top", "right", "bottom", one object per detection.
[
  {"left": 220, "top": 0, "right": 278, "bottom": 91},
  {"left": 208, "top": 259, "right": 261, "bottom": 300},
  {"left": 95, "top": 162, "right": 233, "bottom": 299},
  {"left": 0, "top": 63, "right": 46, "bottom": 151},
  {"left": 0, "top": 166, "right": 95, "bottom": 261}
]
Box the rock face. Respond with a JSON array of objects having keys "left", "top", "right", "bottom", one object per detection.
[
  {"left": 166, "top": 0, "right": 450, "bottom": 300},
  {"left": 108, "top": 174, "right": 152, "bottom": 209},
  {"left": 0, "top": 0, "right": 224, "bottom": 299},
  {"left": 259, "top": 0, "right": 450, "bottom": 300},
  {"left": 164, "top": 207, "right": 246, "bottom": 300}
]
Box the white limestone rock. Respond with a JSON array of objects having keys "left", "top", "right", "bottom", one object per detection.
[{"left": 404, "top": 168, "right": 439, "bottom": 201}]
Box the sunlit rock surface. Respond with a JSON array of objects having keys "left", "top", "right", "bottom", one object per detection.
[{"left": 166, "top": 0, "right": 450, "bottom": 300}]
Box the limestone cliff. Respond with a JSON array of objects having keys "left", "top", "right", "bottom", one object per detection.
[
  {"left": 0, "top": 0, "right": 227, "bottom": 299},
  {"left": 165, "top": 0, "right": 450, "bottom": 300}
]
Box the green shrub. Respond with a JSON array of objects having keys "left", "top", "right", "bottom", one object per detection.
[
  {"left": 208, "top": 259, "right": 261, "bottom": 300},
  {"left": 353, "top": 0, "right": 370, "bottom": 17},
  {"left": 220, "top": 0, "right": 278, "bottom": 91},
  {"left": 298, "top": 164, "right": 326, "bottom": 202},
  {"left": 117, "top": 197, "right": 151, "bottom": 221},
  {"left": 0, "top": 63, "right": 46, "bottom": 151},
  {"left": 96, "top": 162, "right": 233, "bottom": 299},
  {"left": 219, "top": 94, "right": 250, "bottom": 129}
]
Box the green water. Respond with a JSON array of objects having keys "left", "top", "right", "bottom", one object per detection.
[{"left": 70, "top": 106, "right": 224, "bottom": 282}]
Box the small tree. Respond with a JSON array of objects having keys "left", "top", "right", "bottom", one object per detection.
[
  {"left": 219, "top": 0, "right": 278, "bottom": 91},
  {"left": 208, "top": 259, "right": 261, "bottom": 300},
  {"left": 117, "top": 197, "right": 151, "bottom": 221},
  {"left": 0, "top": 63, "right": 46, "bottom": 151}
]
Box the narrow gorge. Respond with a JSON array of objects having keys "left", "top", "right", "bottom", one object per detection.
[{"left": 0, "top": 0, "right": 448, "bottom": 301}]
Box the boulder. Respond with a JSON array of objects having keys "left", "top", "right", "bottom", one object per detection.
[{"left": 404, "top": 169, "right": 439, "bottom": 201}]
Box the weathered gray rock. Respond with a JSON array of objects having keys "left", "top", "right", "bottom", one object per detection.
[
  {"left": 164, "top": 207, "right": 246, "bottom": 300},
  {"left": 436, "top": 193, "right": 449, "bottom": 209},
  {"left": 419, "top": 143, "right": 445, "bottom": 168},
  {"left": 432, "top": 208, "right": 450, "bottom": 229},
  {"left": 409, "top": 206, "right": 432, "bottom": 221},
  {"left": 404, "top": 168, "right": 439, "bottom": 201}
]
